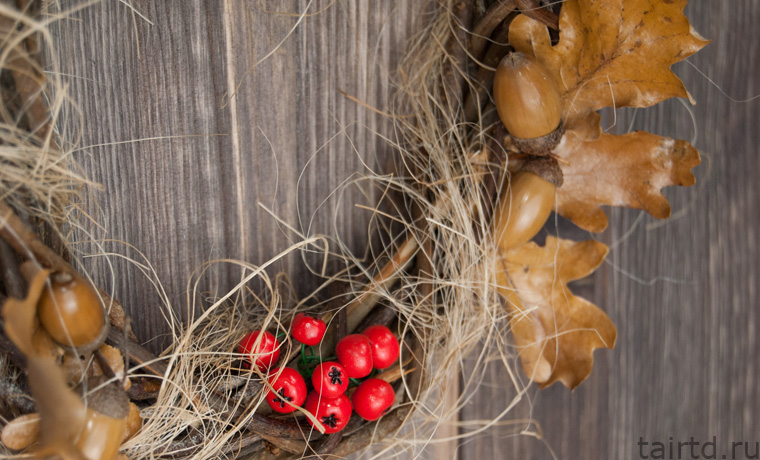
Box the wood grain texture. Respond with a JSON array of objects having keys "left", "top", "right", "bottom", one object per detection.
[
  {"left": 48, "top": 1, "right": 759, "bottom": 459},
  {"left": 52, "top": 0, "right": 417, "bottom": 350}
]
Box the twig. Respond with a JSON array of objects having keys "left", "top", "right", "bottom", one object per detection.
[
  {"left": 352, "top": 302, "right": 397, "bottom": 335},
  {"left": 242, "top": 413, "right": 318, "bottom": 440},
  {"left": 106, "top": 326, "right": 167, "bottom": 378},
  {"left": 344, "top": 234, "right": 419, "bottom": 334},
  {"left": 329, "top": 406, "right": 410, "bottom": 457},
  {"left": 317, "top": 233, "right": 418, "bottom": 356},
  {"left": 0, "top": 244, "right": 28, "bottom": 369},
  {"left": 463, "top": 17, "right": 513, "bottom": 123},
  {"left": 0, "top": 238, "right": 24, "bottom": 298},
  {"left": 301, "top": 432, "right": 342, "bottom": 459},
  {"left": 473, "top": 135, "right": 505, "bottom": 244},
  {"left": 217, "top": 432, "right": 264, "bottom": 458},
  {"left": 0, "top": 378, "right": 34, "bottom": 413},
  {"left": 0, "top": 328, "right": 26, "bottom": 369},
  {"left": 157, "top": 429, "right": 207, "bottom": 458},
  {"left": 125, "top": 377, "right": 162, "bottom": 401},
  {"left": 259, "top": 434, "right": 307, "bottom": 455},
  {"left": 442, "top": 0, "right": 474, "bottom": 111},
  {"left": 514, "top": 0, "right": 559, "bottom": 30},
  {"left": 333, "top": 281, "right": 348, "bottom": 341},
  {"left": 93, "top": 348, "right": 118, "bottom": 381},
  {"left": 468, "top": 0, "right": 515, "bottom": 61}
]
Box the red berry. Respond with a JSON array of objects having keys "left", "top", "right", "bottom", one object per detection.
[
  {"left": 291, "top": 313, "right": 326, "bottom": 346},
  {"left": 335, "top": 334, "right": 373, "bottom": 378},
  {"left": 304, "top": 392, "right": 352, "bottom": 434},
  {"left": 351, "top": 378, "right": 395, "bottom": 421},
  {"left": 361, "top": 325, "right": 400, "bottom": 369},
  {"left": 238, "top": 330, "right": 280, "bottom": 371},
  {"left": 312, "top": 361, "right": 349, "bottom": 398},
  {"left": 265, "top": 367, "right": 307, "bottom": 413}
]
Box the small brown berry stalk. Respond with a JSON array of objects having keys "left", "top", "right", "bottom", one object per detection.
[{"left": 493, "top": 52, "right": 563, "bottom": 156}]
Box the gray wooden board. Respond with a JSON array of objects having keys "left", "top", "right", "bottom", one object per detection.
[{"left": 49, "top": 1, "right": 758, "bottom": 459}]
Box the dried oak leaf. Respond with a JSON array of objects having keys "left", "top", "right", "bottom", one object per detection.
[
  {"left": 553, "top": 129, "right": 700, "bottom": 232},
  {"left": 507, "top": 0, "right": 706, "bottom": 231},
  {"left": 496, "top": 237, "right": 616, "bottom": 389},
  {"left": 508, "top": 0, "right": 709, "bottom": 122}
]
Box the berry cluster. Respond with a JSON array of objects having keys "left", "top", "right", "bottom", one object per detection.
[{"left": 237, "top": 313, "right": 400, "bottom": 433}]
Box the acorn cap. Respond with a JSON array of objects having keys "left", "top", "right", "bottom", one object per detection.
[
  {"left": 510, "top": 124, "right": 563, "bottom": 157},
  {"left": 493, "top": 52, "right": 562, "bottom": 140},
  {"left": 521, "top": 157, "right": 564, "bottom": 188},
  {"left": 80, "top": 376, "right": 130, "bottom": 420}
]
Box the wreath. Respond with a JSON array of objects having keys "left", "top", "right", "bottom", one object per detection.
[{"left": 0, "top": 1, "right": 706, "bottom": 459}]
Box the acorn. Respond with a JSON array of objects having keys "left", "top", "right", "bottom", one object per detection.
[
  {"left": 75, "top": 376, "right": 130, "bottom": 460},
  {"left": 493, "top": 158, "right": 563, "bottom": 252},
  {"left": 37, "top": 271, "right": 107, "bottom": 352},
  {"left": 493, "top": 52, "right": 563, "bottom": 155}
]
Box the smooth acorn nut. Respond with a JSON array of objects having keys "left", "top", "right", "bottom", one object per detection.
[
  {"left": 76, "top": 377, "right": 130, "bottom": 460},
  {"left": 493, "top": 52, "right": 562, "bottom": 141},
  {"left": 37, "top": 271, "right": 106, "bottom": 350},
  {"left": 493, "top": 160, "right": 562, "bottom": 252}
]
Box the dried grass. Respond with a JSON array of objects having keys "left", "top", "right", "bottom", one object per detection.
[{"left": 1, "top": 1, "right": 528, "bottom": 459}]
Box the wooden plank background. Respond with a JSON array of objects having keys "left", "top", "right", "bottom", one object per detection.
[{"left": 49, "top": 1, "right": 758, "bottom": 459}]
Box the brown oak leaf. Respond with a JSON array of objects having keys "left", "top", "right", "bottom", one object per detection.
[
  {"left": 506, "top": 0, "right": 706, "bottom": 231},
  {"left": 508, "top": 0, "right": 709, "bottom": 122},
  {"left": 554, "top": 129, "right": 700, "bottom": 232},
  {"left": 496, "top": 237, "right": 616, "bottom": 389}
]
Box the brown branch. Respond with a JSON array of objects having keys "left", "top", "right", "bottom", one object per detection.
[
  {"left": 442, "top": 0, "right": 474, "bottom": 111},
  {"left": 242, "top": 413, "right": 318, "bottom": 440},
  {"left": 332, "top": 281, "right": 348, "bottom": 342},
  {"left": 514, "top": 0, "right": 559, "bottom": 30},
  {"left": 157, "top": 429, "right": 207, "bottom": 458},
  {"left": 344, "top": 234, "right": 418, "bottom": 334},
  {"left": 0, "top": 238, "right": 24, "bottom": 298},
  {"left": 93, "top": 348, "right": 118, "bottom": 381},
  {"left": 301, "top": 432, "right": 342, "bottom": 459},
  {"left": 468, "top": 0, "right": 515, "bottom": 61},
  {"left": 463, "top": 16, "right": 513, "bottom": 123},
  {"left": 125, "top": 377, "right": 162, "bottom": 401},
  {"left": 473, "top": 132, "right": 506, "bottom": 244},
  {"left": 0, "top": 378, "right": 34, "bottom": 413},
  {"left": 352, "top": 302, "right": 397, "bottom": 335},
  {"left": 317, "top": 233, "right": 418, "bottom": 355},
  {"left": 0, "top": 238, "right": 28, "bottom": 368},
  {"left": 217, "top": 432, "right": 265, "bottom": 458},
  {"left": 0, "top": 328, "right": 26, "bottom": 368},
  {"left": 259, "top": 434, "right": 307, "bottom": 455},
  {"left": 330, "top": 406, "right": 411, "bottom": 457},
  {"left": 106, "top": 326, "right": 167, "bottom": 378}
]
